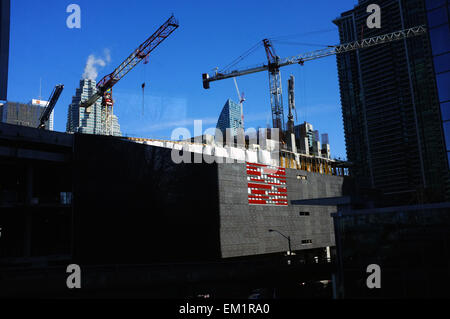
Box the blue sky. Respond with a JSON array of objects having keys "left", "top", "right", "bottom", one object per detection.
[{"left": 7, "top": 0, "right": 358, "bottom": 160}]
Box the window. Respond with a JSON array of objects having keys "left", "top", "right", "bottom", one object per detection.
[
  {"left": 447, "top": 152, "right": 450, "bottom": 168},
  {"left": 440, "top": 102, "right": 450, "bottom": 121},
  {"left": 443, "top": 121, "right": 450, "bottom": 151},
  {"left": 427, "top": 7, "right": 449, "bottom": 28},
  {"left": 434, "top": 53, "right": 450, "bottom": 74},
  {"left": 430, "top": 25, "right": 450, "bottom": 56},
  {"left": 299, "top": 211, "right": 310, "bottom": 216},
  {"left": 437, "top": 71, "right": 450, "bottom": 102},
  {"left": 297, "top": 175, "right": 307, "bottom": 180},
  {"left": 301, "top": 239, "right": 313, "bottom": 245},
  {"left": 426, "top": 0, "right": 447, "bottom": 11}
]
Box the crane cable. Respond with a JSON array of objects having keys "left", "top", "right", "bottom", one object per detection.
[
  {"left": 141, "top": 55, "right": 149, "bottom": 116},
  {"left": 220, "top": 41, "right": 262, "bottom": 73}
]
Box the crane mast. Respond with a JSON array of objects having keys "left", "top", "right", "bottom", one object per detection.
[
  {"left": 202, "top": 25, "right": 427, "bottom": 132},
  {"left": 263, "top": 39, "right": 285, "bottom": 131},
  {"left": 79, "top": 15, "right": 179, "bottom": 134}
]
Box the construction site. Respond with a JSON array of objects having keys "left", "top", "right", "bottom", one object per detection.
[{"left": 1, "top": 3, "right": 449, "bottom": 299}]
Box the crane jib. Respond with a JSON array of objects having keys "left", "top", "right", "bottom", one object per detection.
[
  {"left": 203, "top": 25, "right": 426, "bottom": 85},
  {"left": 80, "top": 15, "right": 179, "bottom": 109}
]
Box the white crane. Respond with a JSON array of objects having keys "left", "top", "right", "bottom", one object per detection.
[
  {"left": 203, "top": 25, "right": 427, "bottom": 133},
  {"left": 233, "top": 77, "right": 245, "bottom": 129}
]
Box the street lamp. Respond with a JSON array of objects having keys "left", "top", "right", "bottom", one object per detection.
[{"left": 268, "top": 229, "right": 292, "bottom": 255}]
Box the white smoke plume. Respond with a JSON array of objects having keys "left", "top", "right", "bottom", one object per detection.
[{"left": 82, "top": 49, "right": 111, "bottom": 80}]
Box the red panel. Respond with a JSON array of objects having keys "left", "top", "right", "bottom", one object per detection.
[
  {"left": 249, "top": 195, "right": 270, "bottom": 199},
  {"left": 250, "top": 178, "right": 265, "bottom": 182},
  {"left": 249, "top": 199, "right": 267, "bottom": 205},
  {"left": 252, "top": 189, "right": 266, "bottom": 195},
  {"left": 278, "top": 188, "right": 287, "bottom": 193},
  {"left": 247, "top": 170, "right": 261, "bottom": 176},
  {"left": 248, "top": 183, "right": 272, "bottom": 189},
  {"left": 268, "top": 182, "right": 281, "bottom": 186},
  {"left": 246, "top": 162, "right": 268, "bottom": 167}
]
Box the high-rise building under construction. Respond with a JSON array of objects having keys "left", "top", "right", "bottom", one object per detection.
[
  {"left": 66, "top": 79, "right": 122, "bottom": 136},
  {"left": 334, "top": 0, "right": 449, "bottom": 204},
  {"left": 0, "top": 100, "right": 52, "bottom": 130}
]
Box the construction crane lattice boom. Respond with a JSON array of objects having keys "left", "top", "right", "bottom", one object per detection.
[
  {"left": 38, "top": 84, "right": 64, "bottom": 129},
  {"left": 203, "top": 25, "right": 427, "bottom": 132},
  {"left": 204, "top": 25, "right": 426, "bottom": 85},
  {"left": 80, "top": 15, "right": 179, "bottom": 114}
]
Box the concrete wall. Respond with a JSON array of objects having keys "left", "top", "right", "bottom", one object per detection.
[{"left": 217, "top": 163, "right": 344, "bottom": 258}]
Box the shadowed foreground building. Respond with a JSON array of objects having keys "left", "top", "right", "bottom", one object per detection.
[
  {"left": 332, "top": 203, "right": 450, "bottom": 298},
  {"left": 0, "top": 122, "right": 349, "bottom": 297}
]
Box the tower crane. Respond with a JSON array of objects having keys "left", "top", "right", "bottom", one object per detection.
[
  {"left": 38, "top": 84, "right": 64, "bottom": 129},
  {"left": 80, "top": 15, "right": 179, "bottom": 135},
  {"left": 233, "top": 77, "right": 245, "bottom": 129},
  {"left": 202, "top": 25, "right": 427, "bottom": 135}
]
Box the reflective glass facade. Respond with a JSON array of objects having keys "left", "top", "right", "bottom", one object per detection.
[
  {"left": 216, "top": 99, "right": 243, "bottom": 138},
  {"left": 66, "top": 79, "right": 122, "bottom": 136},
  {"left": 0, "top": 102, "right": 49, "bottom": 129},
  {"left": 334, "top": 0, "right": 450, "bottom": 203},
  {"left": 427, "top": 0, "right": 450, "bottom": 167}
]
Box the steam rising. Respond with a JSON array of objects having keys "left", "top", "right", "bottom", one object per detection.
[{"left": 82, "top": 49, "right": 111, "bottom": 80}]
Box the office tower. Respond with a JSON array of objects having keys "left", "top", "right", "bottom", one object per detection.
[
  {"left": 216, "top": 98, "right": 243, "bottom": 138},
  {"left": 321, "top": 133, "right": 330, "bottom": 159},
  {"left": 334, "top": 0, "right": 449, "bottom": 203},
  {"left": 294, "top": 122, "right": 314, "bottom": 149},
  {"left": 313, "top": 130, "right": 320, "bottom": 143},
  {"left": 0, "top": 0, "right": 10, "bottom": 100},
  {"left": 293, "top": 121, "right": 330, "bottom": 156},
  {"left": 66, "top": 79, "right": 122, "bottom": 136},
  {"left": 0, "top": 101, "right": 49, "bottom": 129},
  {"left": 29, "top": 99, "right": 53, "bottom": 130}
]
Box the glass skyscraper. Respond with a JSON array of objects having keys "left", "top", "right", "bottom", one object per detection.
[
  {"left": 216, "top": 98, "right": 243, "bottom": 138},
  {"left": 334, "top": 0, "right": 449, "bottom": 203},
  {"left": 0, "top": 101, "right": 50, "bottom": 129},
  {"left": 427, "top": 0, "right": 450, "bottom": 166},
  {"left": 66, "top": 79, "right": 122, "bottom": 136}
]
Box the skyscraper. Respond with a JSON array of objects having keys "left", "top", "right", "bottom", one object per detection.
[
  {"left": 0, "top": 101, "right": 50, "bottom": 129},
  {"left": 334, "top": 0, "right": 449, "bottom": 203},
  {"left": 216, "top": 98, "right": 243, "bottom": 138},
  {"left": 0, "top": 0, "right": 10, "bottom": 101},
  {"left": 66, "top": 79, "right": 122, "bottom": 136},
  {"left": 29, "top": 99, "right": 54, "bottom": 130}
]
